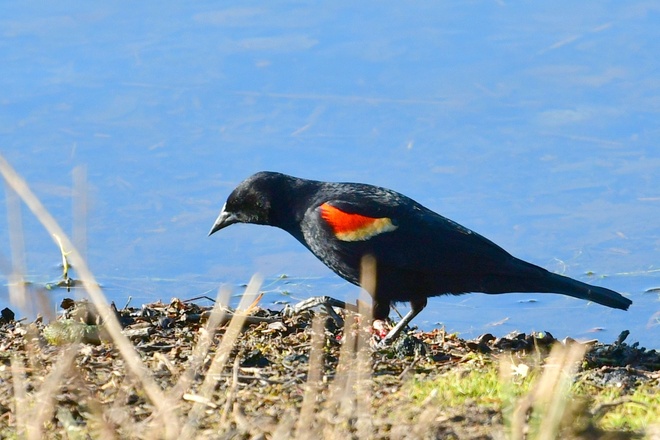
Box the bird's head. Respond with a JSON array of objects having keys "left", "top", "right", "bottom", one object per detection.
[{"left": 208, "top": 171, "right": 292, "bottom": 236}]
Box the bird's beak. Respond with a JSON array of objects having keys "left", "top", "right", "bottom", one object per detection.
[{"left": 208, "top": 205, "right": 238, "bottom": 236}]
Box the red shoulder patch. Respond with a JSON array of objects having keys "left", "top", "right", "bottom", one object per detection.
[{"left": 319, "top": 203, "right": 398, "bottom": 242}]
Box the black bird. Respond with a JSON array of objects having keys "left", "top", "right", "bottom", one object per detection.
[{"left": 209, "top": 171, "right": 632, "bottom": 344}]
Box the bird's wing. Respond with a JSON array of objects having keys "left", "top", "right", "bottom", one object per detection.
[
  {"left": 312, "top": 199, "right": 517, "bottom": 276},
  {"left": 317, "top": 201, "right": 399, "bottom": 242}
]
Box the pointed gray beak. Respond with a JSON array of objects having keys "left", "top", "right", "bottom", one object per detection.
[{"left": 208, "top": 206, "right": 238, "bottom": 236}]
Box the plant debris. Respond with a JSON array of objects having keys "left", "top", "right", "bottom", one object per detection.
[{"left": 0, "top": 298, "right": 658, "bottom": 439}]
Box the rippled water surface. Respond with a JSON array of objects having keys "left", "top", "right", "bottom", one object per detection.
[{"left": 1, "top": 2, "right": 659, "bottom": 347}]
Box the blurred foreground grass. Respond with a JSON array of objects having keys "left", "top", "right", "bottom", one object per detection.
[{"left": 1, "top": 155, "right": 658, "bottom": 439}]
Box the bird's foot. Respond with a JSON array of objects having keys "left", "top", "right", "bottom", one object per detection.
[
  {"left": 371, "top": 319, "right": 390, "bottom": 338},
  {"left": 374, "top": 315, "right": 417, "bottom": 348}
]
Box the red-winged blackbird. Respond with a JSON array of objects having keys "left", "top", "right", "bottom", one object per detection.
[{"left": 209, "top": 171, "right": 632, "bottom": 343}]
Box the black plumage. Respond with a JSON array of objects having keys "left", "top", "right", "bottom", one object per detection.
[{"left": 209, "top": 171, "right": 632, "bottom": 343}]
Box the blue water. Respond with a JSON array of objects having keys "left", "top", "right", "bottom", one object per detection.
[{"left": 1, "top": 2, "right": 658, "bottom": 348}]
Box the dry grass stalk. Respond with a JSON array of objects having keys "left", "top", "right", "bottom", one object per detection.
[
  {"left": 510, "top": 342, "right": 587, "bottom": 440},
  {"left": 295, "top": 313, "right": 326, "bottom": 438},
  {"left": 320, "top": 319, "right": 354, "bottom": 438},
  {"left": 355, "top": 255, "right": 375, "bottom": 439},
  {"left": 171, "top": 286, "right": 231, "bottom": 400},
  {"left": 272, "top": 415, "right": 297, "bottom": 440},
  {"left": 4, "top": 183, "right": 28, "bottom": 312},
  {"left": 315, "top": 255, "right": 376, "bottom": 438},
  {"left": 10, "top": 356, "right": 27, "bottom": 439},
  {"left": 220, "top": 349, "right": 242, "bottom": 426},
  {"left": 30, "top": 344, "right": 79, "bottom": 439},
  {"left": 72, "top": 165, "right": 88, "bottom": 261},
  {"left": 326, "top": 299, "right": 359, "bottom": 422},
  {"left": 536, "top": 342, "right": 587, "bottom": 440},
  {"left": 0, "top": 155, "right": 179, "bottom": 438},
  {"left": 181, "top": 274, "right": 262, "bottom": 436}
]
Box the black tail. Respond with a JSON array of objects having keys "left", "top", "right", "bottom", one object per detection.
[
  {"left": 488, "top": 257, "right": 633, "bottom": 310},
  {"left": 536, "top": 270, "right": 632, "bottom": 310}
]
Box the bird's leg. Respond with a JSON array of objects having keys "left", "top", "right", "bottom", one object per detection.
[
  {"left": 371, "top": 299, "right": 392, "bottom": 338},
  {"left": 377, "top": 298, "right": 427, "bottom": 347}
]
